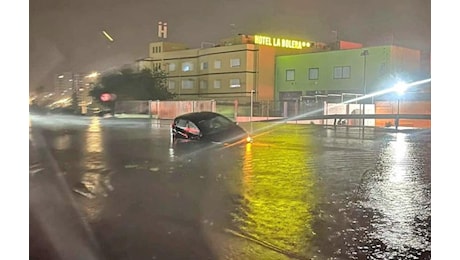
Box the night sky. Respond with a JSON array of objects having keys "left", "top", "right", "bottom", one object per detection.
[{"left": 29, "top": 0, "right": 431, "bottom": 91}]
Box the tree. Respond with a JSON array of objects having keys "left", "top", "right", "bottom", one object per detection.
[{"left": 89, "top": 68, "right": 175, "bottom": 102}]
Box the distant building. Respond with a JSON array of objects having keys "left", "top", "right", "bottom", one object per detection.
[
  {"left": 54, "top": 72, "right": 99, "bottom": 113},
  {"left": 136, "top": 34, "right": 428, "bottom": 105},
  {"left": 54, "top": 72, "right": 74, "bottom": 97},
  {"left": 137, "top": 34, "right": 328, "bottom": 103}
]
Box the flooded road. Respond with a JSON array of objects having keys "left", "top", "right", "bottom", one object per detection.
[{"left": 29, "top": 115, "right": 431, "bottom": 260}]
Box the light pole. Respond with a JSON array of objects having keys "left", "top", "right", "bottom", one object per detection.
[
  {"left": 250, "top": 89, "right": 255, "bottom": 122},
  {"left": 360, "top": 50, "right": 369, "bottom": 127},
  {"left": 394, "top": 82, "right": 407, "bottom": 131},
  {"left": 396, "top": 97, "right": 400, "bottom": 130},
  {"left": 360, "top": 50, "right": 369, "bottom": 96}
]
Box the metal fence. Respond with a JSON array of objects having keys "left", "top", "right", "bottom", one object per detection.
[{"left": 113, "top": 99, "right": 326, "bottom": 120}]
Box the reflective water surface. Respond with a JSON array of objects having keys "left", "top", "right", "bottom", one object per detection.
[{"left": 30, "top": 115, "right": 431, "bottom": 259}]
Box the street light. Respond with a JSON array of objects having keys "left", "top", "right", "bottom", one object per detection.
[
  {"left": 250, "top": 89, "right": 255, "bottom": 122},
  {"left": 393, "top": 81, "right": 407, "bottom": 131}
]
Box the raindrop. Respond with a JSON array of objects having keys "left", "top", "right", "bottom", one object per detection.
[
  {"left": 29, "top": 167, "right": 44, "bottom": 175},
  {"left": 73, "top": 188, "right": 95, "bottom": 199}
]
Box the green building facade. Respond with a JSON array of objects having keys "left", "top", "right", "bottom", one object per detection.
[{"left": 275, "top": 45, "right": 421, "bottom": 102}]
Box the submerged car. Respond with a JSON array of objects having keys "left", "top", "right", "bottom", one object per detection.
[{"left": 171, "top": 111, "right": 252, "bottom": 145}]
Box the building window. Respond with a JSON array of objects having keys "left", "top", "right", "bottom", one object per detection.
[
  {"left": 230, "top": 58, "right": 241, "bottom": 68},
  {"left": 152, "top": 46, "right": 162, "bottom": 53},
  {"left": 181, "top": 79, "right": 194, "bottom": 89},
  {"left": 168, "top": 80, "right": 176, "bottom": 90},
  {"left": 200, "top": 62, "right": 208, "bottom": 70},
  {"left": 308, "top": 68, "right": 319, "bottom": 80},
  {"left": 286, "top": 69, "right": 295, "bottom": 81},
  {"left": 333, "top": 66, "right": 351, "bottom": 79},
  {"left": 200, "top": 80, "right": 207, "bottom": 89},
  {"left": 182, "top": 62, "right": 194, "bottom": 72},
  {"left": 230, "top": 78, "right": 241, "bottom": 88},
  {"left": 214, "top": 60, "right": 221, "bottom": 69},
  {"left": 214, "top": 79, "right": 221, "bottom": 88},
  {"left": 168, "top": 63, "right": 176, "bottom": 72}
]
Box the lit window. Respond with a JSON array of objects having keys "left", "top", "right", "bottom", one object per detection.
[
  {"left": 230, "top": 78, "right": 241, "bottom": 88},
  {"left": 308, "top": 68, "right": 319, "bottom": 80},
  {"left": 182, "top": 62, "right": 194, "bottom": 72},
  {"left": 181, "top": 79, "right": 194, "bottom": 89},
  {"left": 214, "top": 80, "right": 221, "bottom": 88},
  {"left": 214, "top": 60, "right": 221, "bottom": 69},
  {"left": 230, "top": 58, "right": 240, "bottom": 68},
  {"left": 286, "top": 69, "right": 295, "bottom": 81}
]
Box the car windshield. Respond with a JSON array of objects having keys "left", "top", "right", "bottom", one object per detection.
[{"left": 28, "top": 1, "right": 434, "bottom": 260}]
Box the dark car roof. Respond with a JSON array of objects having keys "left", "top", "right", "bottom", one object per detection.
[{"left": 175, "top": 111, "right": 226, "bottom": 123}]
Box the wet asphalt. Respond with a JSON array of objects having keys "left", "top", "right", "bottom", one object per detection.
[{"left": 29, "top": 115, "right": 431, "bottom": 260}]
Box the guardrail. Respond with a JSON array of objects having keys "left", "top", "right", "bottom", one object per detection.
[
  {"left": 292, "top": 113, "right": 430, "bottom": 130},
  {"left": 296, "top": 114, "right": 431, "bottom": 120}
]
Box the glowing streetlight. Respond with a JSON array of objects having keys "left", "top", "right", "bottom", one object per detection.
[{"left": 394, "top": 81, "right": 408, "bottom": 96}]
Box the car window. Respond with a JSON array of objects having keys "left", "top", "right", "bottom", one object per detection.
[
  {"left": 213, "top": 115, "right": 234, "bottom": 127},
  {"left": 176, "top": 118, "right": 187, "bottom": 129},
  {"left": 186, "top": 121, "right": 200, "bottom": 135}
]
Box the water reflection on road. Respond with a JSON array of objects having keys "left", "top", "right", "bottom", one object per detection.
[
  {"left": 30, "top": 116, "right": 430, "bottom": 259},
  {"left": 74, "top": 117, "right": 113, "bottom": 221},
  {"left": 224, "top": 124, "right": 430, "bottom": 259},
  {"left": 358, "top": 132, "right": 431, "bottom": 258},
  {"left": 230, "top": 125, "right": 318, "bottom": 258}
]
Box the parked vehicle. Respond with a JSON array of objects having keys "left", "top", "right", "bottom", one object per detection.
[{"left": 171, "top": 111, "right": 252, "bottom": 145}]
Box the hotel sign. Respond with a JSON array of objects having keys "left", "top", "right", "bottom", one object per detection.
[{"left": 254, "top": 35, "right": 313, "bottom": 49}]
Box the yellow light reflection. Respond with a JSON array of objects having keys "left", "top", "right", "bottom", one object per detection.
[
  {"left": 87, "top": 117, "right": 102, "bottom": 153},
  {"left": 237, "top": 124, "right": 318, "bottom": 255},
  {"left": 242, "top": 143, "right": 253, "bottom": 185},
  {"left": 78, "top": 117, "right": 112, "bottom": 221}
]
